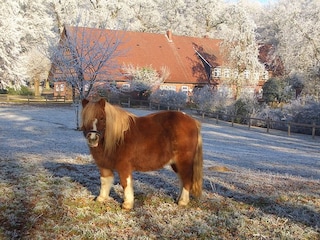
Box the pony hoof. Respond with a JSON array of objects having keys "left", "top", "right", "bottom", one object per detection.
[
  {"left": 178, "top": 200, "right": 189, "bottom": 206},
  {"left": 96, "top": 196, "right": 112, "bottom": 202},
  {"left": 122, "top": 202, "right": 134, "bottom": 210}
]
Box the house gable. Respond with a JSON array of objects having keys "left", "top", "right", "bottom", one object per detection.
[{"left": 49, "top": 26, "right": 270, "bottom": 97}]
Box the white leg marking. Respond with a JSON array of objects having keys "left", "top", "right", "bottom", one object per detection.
[
  {"left": 96, "top": 176, "right": 114, "bottom": 202},
  {"left": 178, "top": 187, "right": 190, "bottom": 206},
  {"left": 122, "top": 176, "right": 134, "bottom": 209}
]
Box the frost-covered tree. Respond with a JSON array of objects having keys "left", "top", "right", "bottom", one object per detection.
[
  {"left": 150, "top": 89, "right": 187, "bottom": 109},
  {"left": 17, "top": 0, "right": 56, "bottom": 93},
  {"left": 184, "top": 0, "right": 226, "bottom": 37},
  {"left": 262, "top": 0, "right": 320, "bottom": 101},
  {"left": 219, "top": 2, "right": 265, "bottom": 99},
  {"left": 0, "top": 0, "right": 57, "bottom": 89},
  {"left": 49, "top": 25, "right": 125, "bottom": 100},
  {"left": 49, "top": 24, "right": 126, "bottom": 129},
  {"left": 122, "top": 64, "right": 169, "bottom": 92},
  {"left": 0, "top": 1, "right": 24, "bottom": 89},
  {"left": 19, "top": 48, "right": 51, "bottom": 96},
  {"left": 192, "top": 85, "right": 215, "bottom": 112},
  {"left": 193, "top": 84, "right": 230, "bottom": 113},
  {"left": 157, "top": 0, "right": 187, "bottom": 33},
  {"left": 126, "top": 0, "right": 162, "bottom": 32}
]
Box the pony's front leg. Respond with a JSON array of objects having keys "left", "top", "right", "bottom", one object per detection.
[
  {"left": 120, "top": 173, "right": 134, "bottom": 210},
  {"left": 178, "top": 187, "right": 190, "bottom": 206},
  {"left": 96, "top": 168, "right": 114, "bottom": 202}
]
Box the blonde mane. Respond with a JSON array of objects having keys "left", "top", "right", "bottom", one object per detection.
[{"left": 103, "top": 102, "right": 136, "bottom": 155}]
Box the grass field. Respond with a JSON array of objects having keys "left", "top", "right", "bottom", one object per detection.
[{"left": 0, "top": 104, "right": 319, "bottom": 239}]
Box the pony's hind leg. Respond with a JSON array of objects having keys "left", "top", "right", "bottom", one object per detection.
[
  {"left": 119, "top": 173, "right": 134, "bottom": 210},
  {"left": 96, "top": 168, "right": 114, "bottom": 202},
  {"left": 175, "top": 163, "right": 193, "bottom": 206}
]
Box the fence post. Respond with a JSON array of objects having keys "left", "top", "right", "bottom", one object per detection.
[
  {"left": 248, "top": 117, "right": 251, "bottom": 129},
  {"left": 312, "top": 122, "right": 316, "bottom": 139},
  {"left": 287, "top": 123, "right": 291, "bottom": 136},
  {"left": 216, "top": 113, "right": 219, "bottom": 124},
  {"left": 128, "top": 97, "right": 131, "bottom": 108},
  {"left": 231, "top": 116, "right": 234, "bottom": 127},
  {"left": 266, "top": 117, "right": 270, "bottom": 133}
]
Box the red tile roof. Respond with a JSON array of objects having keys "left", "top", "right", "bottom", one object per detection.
[{"left": 62, "top": 26, "right": 224, "bottom": 85}]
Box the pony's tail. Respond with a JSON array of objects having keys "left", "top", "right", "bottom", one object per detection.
[{"left": 191, "top": 121, "right": 203, "bottom": 198}]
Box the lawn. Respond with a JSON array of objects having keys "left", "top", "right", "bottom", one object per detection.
[{"left": 0, "top": 104, "right": 319, "bottom": 239}]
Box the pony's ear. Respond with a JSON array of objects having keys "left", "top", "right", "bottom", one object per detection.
[
  {"left": 98, "top": 98, "right": 106, "bottom": 107},
  {"left": 82, "top": 99, "right": 89, "bottom": 107}
]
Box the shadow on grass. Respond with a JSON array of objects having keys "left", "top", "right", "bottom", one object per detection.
[
  {"left": 43, "top": 162, "right": 181, "bottom": 206},
  {"left": 203, "top": 177, "right": 320, "bottom": 231},
  {"left": 0, "top": 159, "right": 34, "bottom": 240},
  {"left": 43, "top": 160, "right": 320, "bottom": 231},
  {"left": 0, "top": 159, "right": 70, "bottom": 240}
]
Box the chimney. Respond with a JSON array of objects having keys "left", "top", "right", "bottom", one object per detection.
[{"left": 166, "top": 30, "right": 173, "bottom": 42}]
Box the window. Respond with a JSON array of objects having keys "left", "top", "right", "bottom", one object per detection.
[
  {"left": 244, "top": 70, "right": 250, "bottom": 79},
  {"left": 213, "top": 67, "right": 221, "bottom": 78},
  {"left": 55, "top": 83, "right": 65, "bottom": 92},
  {"left": 233, "top": 70, "right": 239, "bottom": 78},
  {"left": 121, "top": 83, "right": 130, "bottom": 91},
  {"left": 223, "top": 69, "right": 230, "bottom": 78},
  {"left": 181, "top": 86, "right": 189, "bottom": 92},
  {"left": 160, "top": 85, "right": 176, "bottom": 91}
]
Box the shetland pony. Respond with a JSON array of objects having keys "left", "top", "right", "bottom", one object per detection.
[{"left": 81, "top": 98, "right": 203, "bottom": 210}]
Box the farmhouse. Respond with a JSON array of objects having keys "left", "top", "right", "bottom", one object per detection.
[{"left": 49, "top": 26, "right": 270, "bottom": 99}]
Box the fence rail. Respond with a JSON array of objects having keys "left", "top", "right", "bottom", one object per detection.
[
  {"left": 191, "top": 109, "right": 320, "bottom": 139},
  {"left": 0, "top": 94, "right": 71, "bottom": 104},
  {"left": 2, "top": 94, "right": 319, "bottom": 138},
  {"left": 108, "top": 97, "right": 320, "bottom": 139}
]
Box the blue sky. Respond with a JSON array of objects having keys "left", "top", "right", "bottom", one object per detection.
[{"left": 229, "top": 0, "right": 273, "bottom": 5}]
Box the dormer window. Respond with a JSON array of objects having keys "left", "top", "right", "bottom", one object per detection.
[
  {"left": 233, "top": 70, "right": 239, "bottom": 78},
  {"left": 213, "top": 67, "right": 221, "bottom": 78},
  {"left": 244, "top": 70, "right": 250, "bottom": 79},
  {"left": 223, "top": 68, "right": 230, "bottom": 78}
]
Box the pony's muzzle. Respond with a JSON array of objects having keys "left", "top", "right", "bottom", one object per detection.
[{"left": 86, "top": 131, "right": 101, "bottom": 147}]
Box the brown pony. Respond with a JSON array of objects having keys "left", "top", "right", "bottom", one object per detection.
[{"left": 81, "top": 98, "right": 203, "bottom": 210}]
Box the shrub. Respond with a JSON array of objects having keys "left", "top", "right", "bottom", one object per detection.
[
  {"left": 229, "top": 95, "right": 260, "bottom": 124},
  {"left": 192, "top": 85, "right": 215, "bottom": 112},
  {"left": 149, "top": 90, "right": 187, "bottom": 109},
  {"left": 254, "top": 99, "right": 320, "bottom": 135},
  {"left": 7, "top": 86, "right": 33, "bottom": 96},
  {"left": 283, "top": 99, "right": 320, "bottom": 134},
  {"left": 262, "top": 78, "right": 281, "bottom": 103}
]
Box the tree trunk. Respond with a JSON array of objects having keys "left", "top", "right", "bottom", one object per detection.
[{"left": 34, "top": 78, "right": 40, "bottom": 97}]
